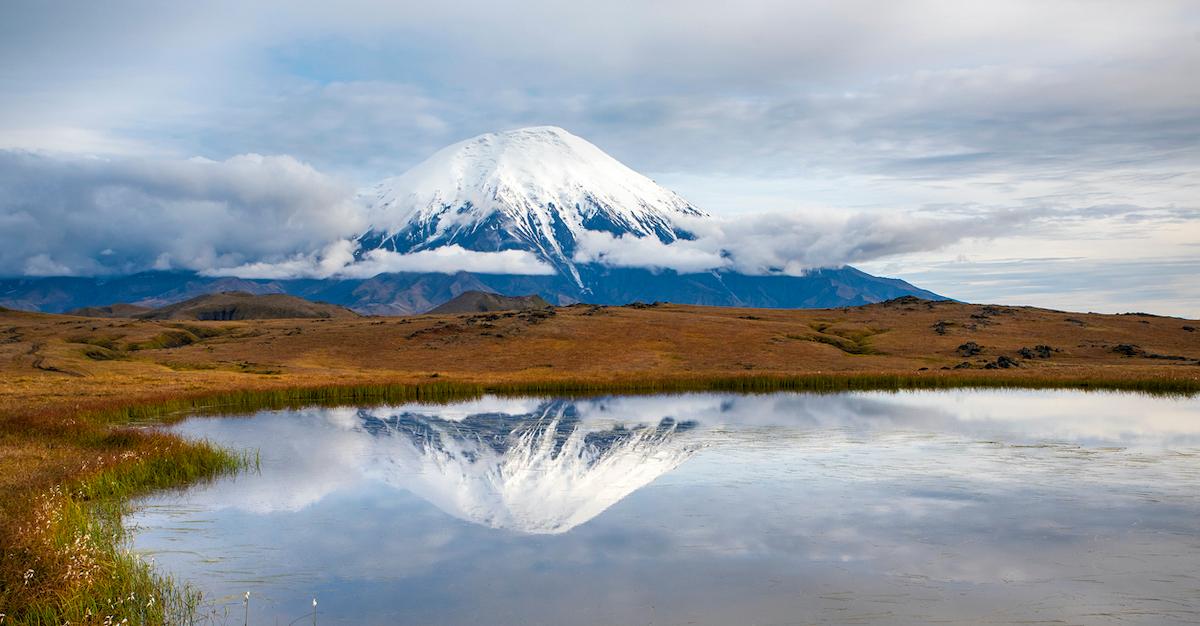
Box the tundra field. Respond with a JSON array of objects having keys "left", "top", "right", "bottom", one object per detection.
[{"left": 1, "top": 297, "right": 1199, "bottom": 622}]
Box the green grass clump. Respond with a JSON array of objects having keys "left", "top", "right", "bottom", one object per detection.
[
  {"left": 81, "top": 346, "right": 125, "bottom": 361},
  {"left": 790, "top": 333, "right": 876, "bottom": 355},
  {"left": 126, "top": 330, "right": 198, "bottom": 351},
  {"left": 169, "top": 324, "right": 231, "bottom": 340},
  {"left": 66, "top": 335, "right": 123, "bottom": 351}
]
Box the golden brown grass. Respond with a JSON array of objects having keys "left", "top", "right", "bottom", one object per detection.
[{"left": 1, "top": 298, "right": 1198, "bottom": 622}]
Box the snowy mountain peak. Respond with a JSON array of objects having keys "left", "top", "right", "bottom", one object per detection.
[{"left": 357, "top": 126, "right": 707, "bottom": 284}]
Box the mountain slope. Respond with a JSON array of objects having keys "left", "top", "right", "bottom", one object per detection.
[
  {"left": 357, "top": 126, "right": 706, "bottom": 284},
  {"left": 136, "top": 291, "right": 359, "bottom": 321},
  {"left": 66, "top": 303, "right": 154, "bottom": 318},
  {"left": 428, "top": 290, "right": 551, "bottom": 314}
]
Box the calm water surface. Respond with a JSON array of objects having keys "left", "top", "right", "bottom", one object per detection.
[{"left": 127, "top": 390, "right": 1200, "bottom": 625}]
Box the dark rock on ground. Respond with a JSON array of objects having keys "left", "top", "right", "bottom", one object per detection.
[
  {"left": 1146, "top": 353, "right": 1191, "bottom": 361},
  {"left": 1018, "top": 345, "right": 1058, "bottom": 359},
  {"left": 984, "top": 355, "right": 1021, "bottom": 369},
  {"left": 957, "top": 342, "right": 983, "bottom": 357},
  {"left": 1113, "top": 344, "right": 1145, "bottom": 357}
]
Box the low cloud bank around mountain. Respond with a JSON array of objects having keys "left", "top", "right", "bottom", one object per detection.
[
  {"left": 2, "top": 149, "right": 989, "bottom": 279},
  {"left": 209, "top": 241, "right": 557, "bottom": 279},
  {"left": 0, "top": 150, "right": 364, "bottom": 276},
  {"left": 574, "top": 212, "right": 998, "bottom": 275}
]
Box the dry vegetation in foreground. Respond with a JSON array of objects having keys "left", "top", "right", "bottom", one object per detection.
[{"left": 1, "top": 296, "right": 1199, "bottom": 622}]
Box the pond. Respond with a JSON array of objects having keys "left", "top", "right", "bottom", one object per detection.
[{"left": 127, "top": 390, "right": 1200, "bottom": 625}]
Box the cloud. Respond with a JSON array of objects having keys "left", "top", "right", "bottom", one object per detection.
[
  {"left": 209, "top": 243, "right": 556, "bottom": 279},
  {"left": 0, "top": 150, "right": 364, "bottom": 276},
  {"left": 575, "top": 211, "right": 1007, "bottom": 275},
  {"left": 862, "top": 255, "right": 1200, "bottom": 318}
]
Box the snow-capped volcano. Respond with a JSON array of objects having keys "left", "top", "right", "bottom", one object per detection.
[{"left": 357, "top": 126, "right": 707, "bottom": 285}]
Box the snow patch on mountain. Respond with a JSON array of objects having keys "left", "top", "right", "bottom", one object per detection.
[{"left": 358, "top": 126, "right": 707, "bottom": 285}]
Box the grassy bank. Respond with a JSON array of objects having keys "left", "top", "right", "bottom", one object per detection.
[{"left": 0, "top": 428, "right": 244, "bottom": 624}]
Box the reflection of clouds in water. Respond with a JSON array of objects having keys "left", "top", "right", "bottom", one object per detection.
[
  {"left": 169, "top": 407, "right": 369, "bottom": 513},
  {"left": 132, "top": 390, "right": 1200, "bottom": 624},
  {"left": 572, "top": 390, "right": 1200, "bottom": 446}
]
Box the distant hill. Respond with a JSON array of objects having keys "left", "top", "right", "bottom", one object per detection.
[
  {"left": 67, "top": 303, "right": 154, "bottom": 318},
  {"left": 135, "top": 291, "right": 359, "bottom": 321},
  {"left": 429, "top": 290, "right": 552, "bottom": 314}
]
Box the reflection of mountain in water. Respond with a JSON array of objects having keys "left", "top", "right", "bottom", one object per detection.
[{"left": 358, "top": 402, "right": 699, "bottom": 534}]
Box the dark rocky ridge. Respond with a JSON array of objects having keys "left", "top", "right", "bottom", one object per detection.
[{"left": 428, "top": 291, "right": 551, "bottom": 314}]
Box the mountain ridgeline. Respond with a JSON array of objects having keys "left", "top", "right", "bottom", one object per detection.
[
  {"left": 428, "top": 291, "right": 551, "bottom": 314},
  {"left": 67, "top": 291, "right": 358, "bottom": 320},
  {"left": 1, "top": 126, "right": 945, "bottom": 314}
]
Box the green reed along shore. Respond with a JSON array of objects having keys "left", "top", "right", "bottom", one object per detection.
[{"left": 78, "top": 372, "right": 1200, "bottom": 428}]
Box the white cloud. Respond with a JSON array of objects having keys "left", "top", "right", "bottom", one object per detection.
[
  {"left": 208, "top": 243, "right": 556, "bottom": 279},
  {"left": 573, "top": 230, "right": 725, "bottom": 274},
  {"left": 22, "top": 253, "right": 73, "bottom": 276},
  {"left": 574, "top": 211, "right": 1000, "bottom": 275},
  {"left": 348, "top": 247, "right": 555, "bottom": 277}
]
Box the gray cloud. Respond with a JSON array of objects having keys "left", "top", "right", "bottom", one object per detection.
[{"left": 0, "top": 150, "right": 364, "bottom": 276}]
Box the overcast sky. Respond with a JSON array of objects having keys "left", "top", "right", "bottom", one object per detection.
[{"left": 1, "top": 1, "right": 1197, "bottom": 315}]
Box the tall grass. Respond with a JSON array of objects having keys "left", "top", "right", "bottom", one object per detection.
[
  {"left": 481, "top": 373, "right": 1199, "bottom": 398},
  {"left": 79, "top": 373, "right": 1200, "bottom": 429},
  {"left": 0, "top": 434, "right": 244, "bottom": 625}
]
